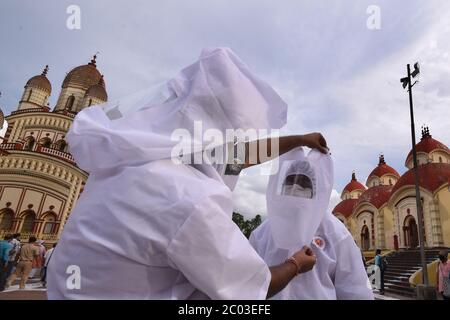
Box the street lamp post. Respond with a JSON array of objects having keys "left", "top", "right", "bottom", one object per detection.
[{"left": 400, "top": 63, "right": 436, "bottom": 299}]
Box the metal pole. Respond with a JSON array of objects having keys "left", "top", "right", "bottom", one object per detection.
[{"left": 406, "top": 64, "right": 429, "bottom": 286}]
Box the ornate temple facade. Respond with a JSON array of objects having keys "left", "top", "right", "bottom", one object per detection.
[
  {"left": 0, "top": 56, "right": 107, "bottom": 245},
  {"left": 333, "top": 128, "right": 450, "bottom": 251}
]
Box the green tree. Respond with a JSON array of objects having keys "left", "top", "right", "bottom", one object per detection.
[
  {"left": 232, "top": 212, "right": 245, "bottom": 229},
  {"left": 232, "top": 212, "right": 263, "bottom": 238}
]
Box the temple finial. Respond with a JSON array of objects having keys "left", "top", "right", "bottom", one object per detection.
[
  {"left": 88, "top": 52, "right": 100, "bottom": 67},
  {"left": 42, "top": 65, "right": 49, "bottom": 76},
  {"left": 421, "top": 125, "right": 431, "bottom": 140}
]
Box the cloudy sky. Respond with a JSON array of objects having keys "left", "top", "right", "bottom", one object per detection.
[{"left": 1, "top": 1, "right": 449, "bottom": 219}]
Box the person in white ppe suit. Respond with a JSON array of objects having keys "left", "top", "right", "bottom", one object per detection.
[
  {"left": 250, "top": 148, "right": 374, "bottom": 300},
  {"left": 47, "top": 47, "right": 328, "bottom": 299}
]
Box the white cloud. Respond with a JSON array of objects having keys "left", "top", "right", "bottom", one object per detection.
[
  {"left": 233, "top": 168, "right": 269, "bottom": 219},
  {"left": 233, "top": 2, "right": 450, "bottom": 219},
  {"left": 0, "top": 120, "right": 7, "bottom": 139},
  {"left": 328, "top": 189, "right": 342, "bottom": 213}
]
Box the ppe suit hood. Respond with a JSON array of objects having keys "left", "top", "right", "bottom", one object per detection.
[
  {"left": 266, "top": 148, "right": 333, "bottom": 253},
  {"left": 67, "top": 47, "right": 287, "bottom": 173}
]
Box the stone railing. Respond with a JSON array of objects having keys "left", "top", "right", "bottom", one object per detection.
[
  {"left": 9, "top": 107, "right": 50, "bottom": 116},
  {"left": 0, "top": 230, "right": 13, "bottom": 238},
  {"left": 8, "top": 108, "right": 76, "bottom": 119},
  {"left": 39, "top": 146, "right": 75, "bottom": 164},
  {"left": 0, "top": 142, "right": 23, "bottom": 150},
  {"left": 40, "top": 233, "right": 59, "bottom": 242},
  {"left": 52, "top": 110, "right": 76, "bottom": 119},
  {"left": 0, "top": 230, "right": 59, "bottom": 242},
  {"left": 17, "top": 232, "right": 36, "bottom": 241},
  {"left": 0, "top": 143, "right": 76, "bottom": 165},
  {"left": 365, "top": 250, "right": 394, "bottom": 265}
]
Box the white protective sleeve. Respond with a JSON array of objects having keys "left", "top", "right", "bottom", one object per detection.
[
  {"left": 167, "top": 197, "right": 271, "bottom": 300},
  {"left": 333, "top": 235, "right": 374, "bottom": 300}
]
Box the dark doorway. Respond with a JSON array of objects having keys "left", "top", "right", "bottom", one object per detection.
[
  {"left": 404, "top": 215, "right": 419, "bottom": 249},
  {"left": 361, "top": 225, "right": 370, "bottom": 251}
]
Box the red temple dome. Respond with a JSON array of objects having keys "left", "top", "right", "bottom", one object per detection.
[
  {"left": 332, "top": 198, "right": 357, "bottom": 218},
  {"left": 391, "top": 163, "right": 450, "bottom": 196},
  {"left": 405, "top": 127, "right": 449, "bottom": 166},
  {"left": 357, "top": 185, "right": 392, "bottom": 209},
  {"left": 366, "top": 155, "right": 400, "bottom": 185},
  {"left": 343, "top": 172, "right": 366, "bottom": 194}
]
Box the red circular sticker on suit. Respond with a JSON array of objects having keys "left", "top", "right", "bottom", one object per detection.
[{"left": 313, "top": 236, "right": 325, "bottom": 250}]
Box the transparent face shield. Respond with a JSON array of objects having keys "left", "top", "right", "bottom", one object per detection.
[
  {"left": 267, "top": 148, "right": 333, "bottom": 253},
  {"left": 281, "top": 174, "right": 313, "bottom": 198},
  {"left": 277, "top": 160, "right": 316, "bottom": 199}
]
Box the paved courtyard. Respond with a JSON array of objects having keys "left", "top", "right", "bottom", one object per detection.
[
  {"left": 0, "top": 279, "right": 47, "bottom": 300},
  {"left": 0, "top": 282, "right": 407, "bottom": 300}
]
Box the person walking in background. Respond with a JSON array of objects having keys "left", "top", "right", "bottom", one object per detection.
[
  {"left": 436, "top": 249, "right": 450, "bottom": 300},
  {"left": 41, "top": 243, "right": 56, "bottom": 287},
  {"left": 361, "top": 248, "right": 367, "bottom": 268},
  {"left": 5, "top": 233, "right": 21, "bottom": 280},
  {"left": 355, "top": 240, "right": 367, "bottom": 268},
  {"left": 30, "top": 240, "right": 46, "bottom": 279},
  {"left": 5, "top": 236, "right": 40, "bottom": 290},
  {"left": 375, "top": 249, "right": 386, "bottom": 295},
  {"left": 0, "top": 235, "right": 12, "bottom": 291}
]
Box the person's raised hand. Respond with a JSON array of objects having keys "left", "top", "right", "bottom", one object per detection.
[
  {"left": 300, "top": 133, "right": 329, "bottom": 154},
  {"left": 292, "top": 245, "right": 317, "bottom": 274}
]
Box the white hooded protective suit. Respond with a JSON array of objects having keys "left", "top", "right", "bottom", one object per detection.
[
  {"left": 249, "top": 148, "right": 374, "bottom": 300},
  {"left": 46, "top": 47, "right": 287, "bottom": 299}
]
